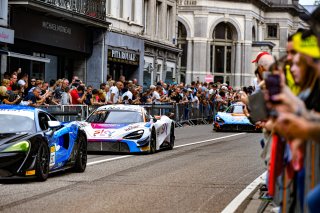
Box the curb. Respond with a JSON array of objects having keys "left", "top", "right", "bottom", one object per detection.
[{"left": 221, "top": 171, "right": 267, "bottom": 213}]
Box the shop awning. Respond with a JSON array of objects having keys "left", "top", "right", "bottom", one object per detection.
[{"left": 0, "top": 50, "right": 51, "bottom": 63}]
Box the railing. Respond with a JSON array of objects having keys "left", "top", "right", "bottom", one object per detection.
[
  {"left": 37, "top": 103, "right": 216, "bottom": 127},
  {"left": 36, "top": 0, "right": 106, "bottom": 20}
]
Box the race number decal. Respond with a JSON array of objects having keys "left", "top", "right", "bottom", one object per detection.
[
  {"left": 49, "top": 146, "right": 55, "bottom": 167},
  {"left": 160, "top": 124, "right": 168, "bottom": 135}
]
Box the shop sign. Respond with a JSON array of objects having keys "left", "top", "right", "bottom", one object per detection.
[
  {"left": 12, "top": 9, "right": 88, "bottom": 53},
  {"left": 0, "top": 27, "right": 14, "bottom": 44},
  {"left": 108, "top": 49, "right": 139, "bottom": 65}
]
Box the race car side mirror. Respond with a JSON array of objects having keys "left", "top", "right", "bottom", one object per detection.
[
  {"left": 153, "top": 117, "right": 157, "bottom": 123},
  {"left": 48, "top": 121, "right": 61, "bottom": 129}
]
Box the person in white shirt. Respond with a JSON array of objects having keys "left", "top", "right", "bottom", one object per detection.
[
  {"left": 152, "top": 85, "right": 162, "bottom": 104},
  {"left": 122, "top": 87, "right": 133, "bottom": 101},
  {"left": 110, "top": 81, "right": 124, "bottom": 104}
]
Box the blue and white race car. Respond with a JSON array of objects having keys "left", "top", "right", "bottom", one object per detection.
[
  {"left": 213, "top": 103, "right": 261, "bottom": 132},
  {"left": 0, "top": 105, "right": 87, "bottom": 181},
  {"left": 82, "top": 105, "right": 175, "bottom": 153}
]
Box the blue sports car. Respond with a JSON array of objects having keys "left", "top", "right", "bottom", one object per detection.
[
  {"left": 0, "top": 105, "right": 87, "bottom": 181},
  {"left": 213, "top": 103, "right": 261, "bottom": 132}
]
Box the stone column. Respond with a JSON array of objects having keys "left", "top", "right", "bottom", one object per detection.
[
  {"left": 206, "top": 41, "right": 211, "bottom": 74},
  {"left": 193, "top": 40, "right": 207, "bottom": 82},
  {"left": 243, "top": 15, "right": 253, "bottom": 86},
  {"left": 110, "top": 0, "right": 119, "bottom": 17},
  {"left": 234, "top": 42, "right": 241, "bottom": 88},
  {"left": 186, "top": 40, "right": 193, "bottom": 84},
  {"left": 279, "top": 25, "right": 288, "bottom": 58}
]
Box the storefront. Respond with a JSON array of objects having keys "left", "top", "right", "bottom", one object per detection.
[
  {"left": 107, "top": 48, "right": 140, "bottom": 82},
  {"left": 7, "top": 8, "right": 93, "bottom": 82},
  {"left": 143, "top": 41, "right": 181, "bottom": 88},
  {"left": 105, "top": 32, "right": 144, "bottom": 84}
]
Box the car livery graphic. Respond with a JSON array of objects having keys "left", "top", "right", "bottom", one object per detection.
[
  {"left": 82, "top": 105, "right": 175, "bottom": 153},
  {"left": 0, "top": 105, "right": 87, "bottom": 181},
  {"left": 213, "top": 103, "right": 261, "bottom": 132}
]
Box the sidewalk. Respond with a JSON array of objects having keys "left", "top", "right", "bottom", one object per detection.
[{"left": 243, "top": 187, "right": 278, "bottom": 213}]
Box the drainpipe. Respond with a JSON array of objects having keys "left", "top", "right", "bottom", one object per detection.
[{"left": 101, "top": 30, "right": 106, "bottom": 83}]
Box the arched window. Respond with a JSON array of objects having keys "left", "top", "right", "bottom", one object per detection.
[
  {"left": 177, "top": 22, "right": 188, "bottom": 83},
  {"left": 210, "top": 22, "right": 236, "bottom": 84}
]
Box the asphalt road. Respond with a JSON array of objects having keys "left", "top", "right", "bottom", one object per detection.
[{"left": 0, "top": 125, "right": 265, "bottom": 213}]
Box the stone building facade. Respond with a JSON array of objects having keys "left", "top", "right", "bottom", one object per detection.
[
  {"left": 101, "top": 0, "right": 181, "bottom": 89},
  {"left": 177, "top": 0, "right": 309, "bottom": 87}
]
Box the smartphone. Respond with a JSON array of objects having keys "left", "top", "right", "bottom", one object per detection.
[
  {"left": 265, "top": 74, "right": 281, "bottom": 99},
  {"left": 248, "top": 91, "right": 269, "bottom": 123}
]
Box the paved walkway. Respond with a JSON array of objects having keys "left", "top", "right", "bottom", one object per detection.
[{"left": 243, "top": 188, "right": 278, "bottom": 213}]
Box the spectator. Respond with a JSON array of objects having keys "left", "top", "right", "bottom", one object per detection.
[
  {"left": 110, "top": 81, "right": 124, "bottom": 104},
  {"left": 70, "top": 85, "right": 87, "bottom": 104},
  {"left": 60, "top": 87, "right": 71, "bottom": 105}
]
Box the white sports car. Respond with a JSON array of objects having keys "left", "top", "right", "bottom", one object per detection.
[{"left": 82, "top": 105, "right": 175, "bottom": 153}]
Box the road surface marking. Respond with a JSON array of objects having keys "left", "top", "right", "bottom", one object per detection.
[
  {"left": 221, "top": 171, "right": 267, "bottom": 213},
  {"left": 174, "top": 133, "right": 246, "bottom": 148},
  {"left": 87, "top": 133, "right": 246, "bottom": 166},
  {"left": 87, "top": 156, "right": 132, "bottom": 166}
]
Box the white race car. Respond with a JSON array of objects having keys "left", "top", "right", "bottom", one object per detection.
[{"left": 82, "top": 105, "right": 175, "bottom": 153}]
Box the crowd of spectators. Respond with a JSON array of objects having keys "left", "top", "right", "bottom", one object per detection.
[
  {"left": 243, "top": 6, "right": 320, "bottom": 213},
  {"left": 0, "top": 69, "right": 255, "bottom": 116}
]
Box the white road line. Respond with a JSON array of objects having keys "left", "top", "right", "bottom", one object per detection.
[
  {"left": 174, "top": 133, "right": 246, "bottom": 148},
  {"left": 87, "top": 133, "right": 246, "bottom": 166},
  {"left": 221, "top": 171, "right": 267, "bottom": 213},
  {"left": 87, "top": 155, "right": 132, "bottom": 166}
]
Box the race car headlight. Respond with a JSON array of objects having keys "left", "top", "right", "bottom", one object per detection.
[
  {"left": 123, "top": 130, "right": 144, "bottom": 140},
  {"left": 1, "top": 141, "right": 30, "bottom": 152},
  {"left": 216, "top": 116, "right": 224, "bottom": 122}
]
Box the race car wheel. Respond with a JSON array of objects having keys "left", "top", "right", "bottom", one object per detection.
[
  {"left": 168, "top": 124, "right": 175, "bottom": 150},
  {"left": 73, "top": 133, "right": 87, "bottom": 173},
  {"left": 36, "top": 142, "right": 49, "bottom": 181},
  {"left": 149, "top": 130, "right": 156, "bottom": 154}
]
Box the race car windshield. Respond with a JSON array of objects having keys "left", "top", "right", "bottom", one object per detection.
[
  {"left": 233, "top": 105, "right": 244, "bottom": 114},
  {"left": 0, "top": 114, "right": 36, "bottom": 133},
  {"left": 87, "top": 110, "right": 143, "bottom": 124}
]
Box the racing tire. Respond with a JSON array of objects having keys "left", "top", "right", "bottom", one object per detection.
[
  {"left": 73, "top": 133, "right": 87, "bottom": 173},
  {"left": 36, "top": 142, "right": 50, "bottom": 181},
  {"left": 148, "top": 130, "right": 156, "bottom": 154},
  {"left": 168, "top": 124, "right": 175, "bottom": 150}
]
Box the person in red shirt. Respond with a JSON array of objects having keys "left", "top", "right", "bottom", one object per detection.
[
  {"left": 70, "top": 85, "right": 87, "bottom": 104},
  {"left": 7, "top": 74, "right": 18, "bottom": 91}
]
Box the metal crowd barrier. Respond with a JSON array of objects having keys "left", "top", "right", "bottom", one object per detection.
[
  {"left": 37, "top": 103, "right": 216, "bottom": 126},
  {"left": 37, "top": 105, "right": 89, "bottom": 122}
]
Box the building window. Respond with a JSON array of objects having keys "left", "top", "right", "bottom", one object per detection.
[
  {"left": 211, "top": 22, "right": 235, "bottom": 84},
  {"left": 267, "top": 24, "right": 278, "bottom": 38},
  {"left": 252, "top": 26, "right": 256, "bottom": 41},
  {"left": 156, "top": 1, "right": 162, "bottom": 37},
  {"left": 106, "top": 1, "right": 111, "bottom": 15},
  {"left": 131, "top": 0, "right": 136, "bottom": 21},
  {"left": 119, "top": 0, "right": 124, "bottom": 18},
  {"left": 177, "top": 21, "right": 188, "bottom": 83},
  {"left": 144, "top": 0, "right": 148, "bottom": 33},
  {"left": 166, "top": 5, "right": 172, "bottom": 40}
]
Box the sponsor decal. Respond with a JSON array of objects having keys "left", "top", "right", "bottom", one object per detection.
[
  {"left": 91, "top": 123, "right": 127, "bottom": 129},
  {"left": 93, "top": 129, "right": 115, "bottom": 137},
  {"left": 124, "top": 125, "right": 140, "bottom": 132}
]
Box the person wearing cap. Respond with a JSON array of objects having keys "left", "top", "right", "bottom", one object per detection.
[{"left": 252, "top": 52, "right": 275, "bottom": 91}]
